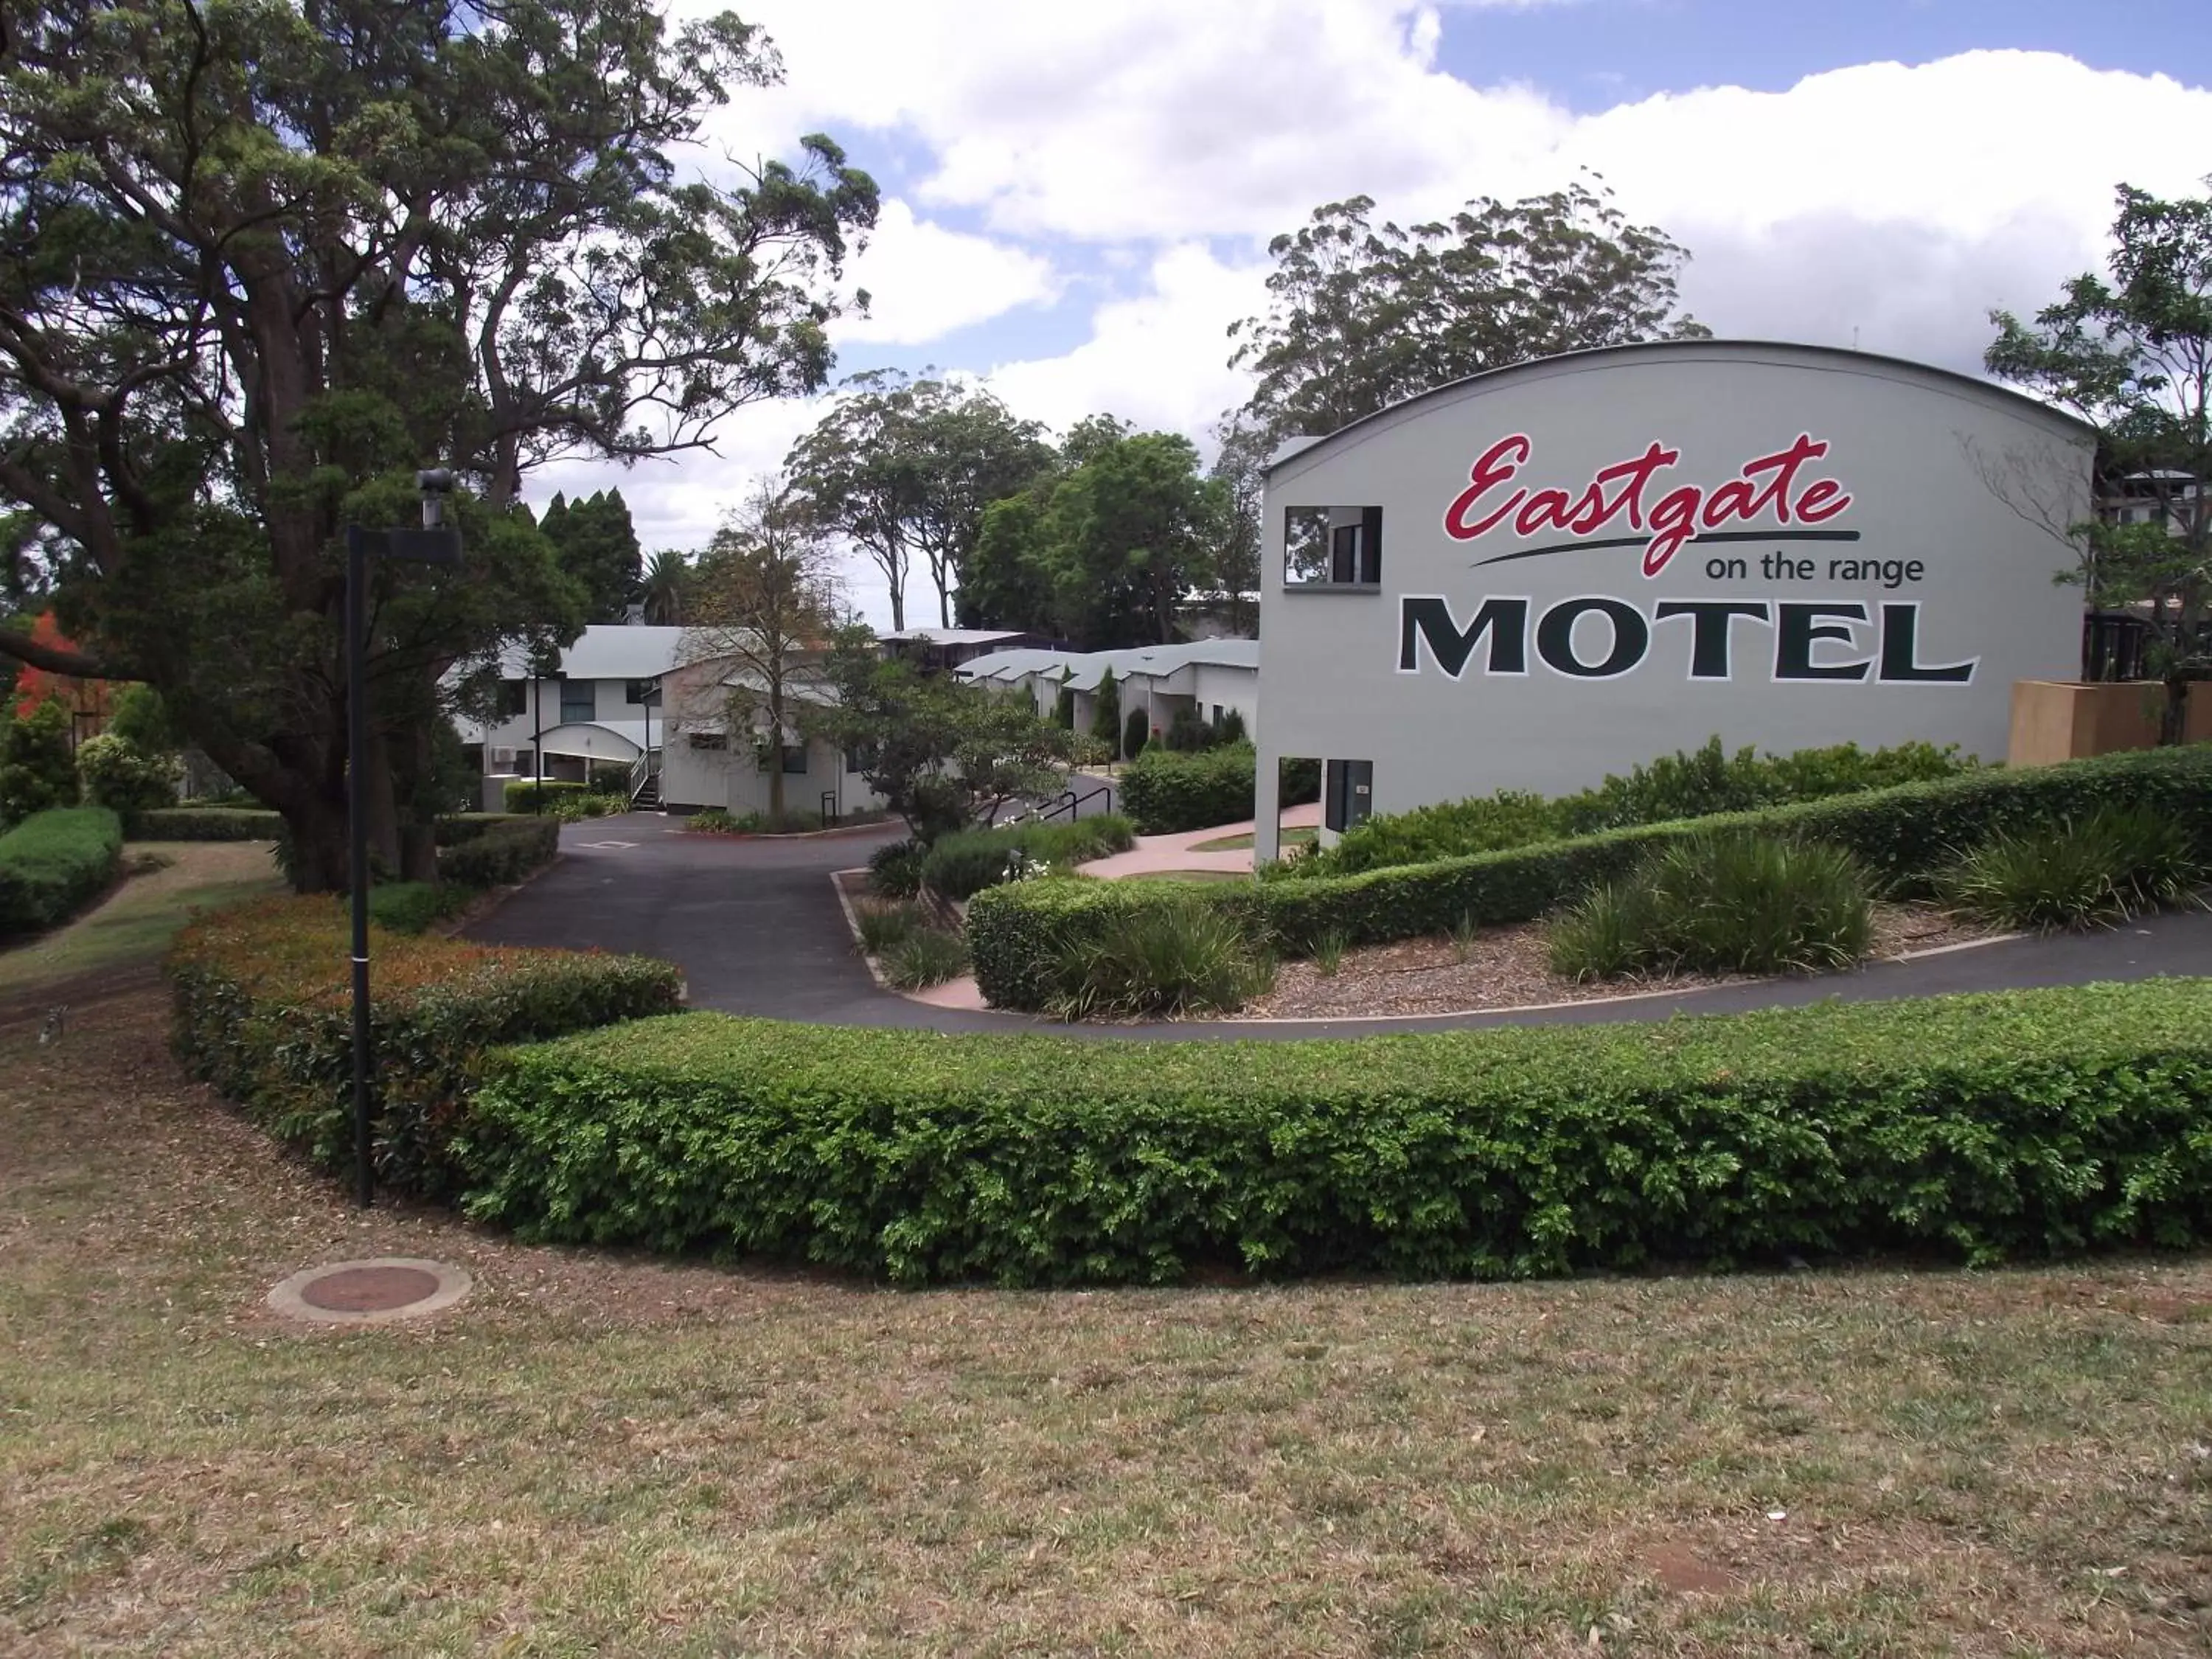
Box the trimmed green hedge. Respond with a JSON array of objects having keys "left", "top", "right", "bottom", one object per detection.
[
  {"left": 366, "top": 881, "right": 473, "bottom": 935},
  {"left": 436, "top": 811, "right": 536, "bottom": 846},
  {"left": 169, "top": 897, "right": 683, "bottom": 1200},
  {"left": 458, "top": 981, "right": 2212, "bottom": 1286},
  {"left": 437, "top": 815, "right": 560, "bottom": 887},
  {"left": 125, "top": 806, "right": 282, "bottom": 841},
  {"left": 1118, "top": 743, "right": 1321, "bottom": 835},
  {"left": 503, "top": 779, "right": 596, "bottom": 813},
  {"left": 969, "top": 746, "right": 2212, "bottom": 1009},
  {"left": 0, "top": 806, "right": 123, "bottom": 940}
]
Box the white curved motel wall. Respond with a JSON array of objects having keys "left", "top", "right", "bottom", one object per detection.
[{"left": 1251, "top": 341, "right": 2094, "bottom": 861}]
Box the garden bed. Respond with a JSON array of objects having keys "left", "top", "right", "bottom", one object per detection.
[{"left": 1234, "top": 902, "right": 2005, "bottom": 1020}]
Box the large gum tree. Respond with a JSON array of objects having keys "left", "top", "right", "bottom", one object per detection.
[{"left": 0, "top": 0, "right": 877, "bottom": 888}]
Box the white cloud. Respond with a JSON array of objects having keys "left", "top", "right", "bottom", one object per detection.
[{"left": 836, "top": 199, "right": 1060, "bottom": 344}]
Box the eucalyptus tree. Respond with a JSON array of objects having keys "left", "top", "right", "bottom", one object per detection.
[{"left": 0, "top": 0, "right": 876, "bottom": 885}]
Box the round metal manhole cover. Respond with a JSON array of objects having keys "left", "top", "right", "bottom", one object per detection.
[
  {"left": 301, "top": 1265, "right": 442, "bottom": 1312},
  {"left": 267, "top": 1257, "right": 473, "bottom": 1326}
]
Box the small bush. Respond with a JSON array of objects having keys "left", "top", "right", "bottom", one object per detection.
[
  {"left": 881, "top": 927, "right": 970, "bottom": 990},
  {"left": 1548, "top": 834, "right": 1874, "bottom": 981},
  {"left": 0, "top": 805, "right": 123, "bottom": 939},
  {"left": 919, "top": 815, "right": 1135, "bottom": 900},
  {"left": 546, "top": 790, "right": 623, "bottom": 822},
  {"left": 0, "top": 700, "right": 77, "bottom": 821},
  {"left": 869, "top": 837, "right": 928, "bottom": 898},
  {"left": 437, "top": 815, "right": 560, "bottom": 888},
  {"left": 855, "top": 900, "right": 925, "bottom": 955},
  {"left": 366, "top": 881, "right": 471, "bottom": 935},
  {"left": 1935, "top": 805, "right": 2206, "bottom": 932},
  {"left": 434, "top": 812, "right": 531, "bottom": 847},
  {"left": 126, "top": 806, "right": 283, "bottom": 841},
  {"left": 1119, "top": 742, "right": 1259, "bottom": 834},
  {"left": 502, "top": 779, "right": 591, "bottom": 813},
  {"left": 1164, "top": 706, "right": 1212, "bottom": 751},
  {"left": 461, "top": 979, "right": 2212, "bottom": 1286},
  {"left": 1048, "top": 894, "right": 1273, "bottom": 1019},
  {"left": 1122, "top": 706, "right": 1150, "bottom": 760},
  {"left": 76, "top": 734, "right": 181, "bottom": 815},
  {"left": 1217, "top": 708, "right": 1247, "bottom": 745},
  {"left": 686, "top": 808, "right": 736, "bottom": 832},
  {"left": 168, "top": 896, "right": 683, "bottom": 1200}
]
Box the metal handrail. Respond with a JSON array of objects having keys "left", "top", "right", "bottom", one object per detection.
[
  {"left": 1034, "top": 782, "right": 1112, "bottom": 824},
  {"left": 626, "top": 746, "right": 662, "bottom": 805}
]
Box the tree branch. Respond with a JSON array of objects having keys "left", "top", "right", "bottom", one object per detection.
[{"left": 0, "top": 626, "right": 140, "bottom": 681}]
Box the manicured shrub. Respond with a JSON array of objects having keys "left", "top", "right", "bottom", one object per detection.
[
  {"left": 168, "top": 896, "right": 683, "bottom": 1200},
  {"left": 1122, "top": 706, "right": 1150, "bottom": 760},
  {"left": 970, "top": 747, "right": 2212, "bottom": 1011},
  {"left": 881, "top": 927, "right": 970, "bottom": 990},
  {"left": 1048, "top": 893, "right": 1273, "bottom": 1019},
  {"left": 460, "top": 980, "right": 2212, "bottom": 1286},
  {"left": 1091, "top": 669, "right": 1121, "bottom": 753},
  {"left": 502, "top": 778, "right": 591, "bottom": 813},
  {"left": 434, "top": 812, "right": 532, "bottom": 847},
  {"left": 75, "top": 733, "right": 181, "bottom": 815},
  {"left": 366, "top": 881, "right": 472, "bottom": 935},
  {"left": 1548, "top": 833, "right": 1874, "bottom": 981},
  {"left": 1305, "top": 736, "right": 1976, "bottom": 878},
  {"left": 126, "top": 806, "right": 283, "bottom": 841},
  {"left": 1119, "top": 742, "right": 1256, "bottom": 834},
  {"left": 919, "top": 814, "right": 1135, "bottom": 901},
  {"left": 1217, "top": 707, "right": 1247, "bottom": 745},
  {"left": 1935, "top": 805, "right": 2206, "bottom": 932},
  {"left": 437, "top": 815, "right": 559, "bottom": 887},
  {"left": 869, "top": 837, "right": 928, "bottom": 898},
  {"left": 0, "top": 805, "right": 123, "bottom": 939},
  {"left": 1054, "top": 685, "right": 1076, "bottom": 729},
  {"left": 0, "top": 700, "right": 76, "bottom": 821}
]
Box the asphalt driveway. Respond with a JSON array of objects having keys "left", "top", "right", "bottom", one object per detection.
[{"left": 466, "top": 813, "right": 2212, "bottom": 1040}]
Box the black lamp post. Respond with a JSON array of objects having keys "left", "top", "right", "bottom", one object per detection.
[{"left": 346, "top": 469, "right": 463, "bottom": 1208}]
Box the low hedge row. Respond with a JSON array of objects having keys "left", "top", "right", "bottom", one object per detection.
[
  {"left": 1117, "top": 743, "right": 1321, "bottom": 835},
  {"left": 502, "top": 779, "right": 599, "bottom": 813},
  {"left": 920, "top": 814, "right": 1136, "bottom": 900},
  {"left": 0, "top": 806, "right": 123, "bottom": 940},
  {"left": 967, "top": 745, "right": 2212, "bottom": 1009},
  {"left": 125, "top": 806, "right": 282, "bottom": 841},
  {"left": 458, "top": 980, "right": 2212, "bottom": 1286},
  {"left": 436, "top": 814, "right": 560, "bottom": 887},
  {"left": 169, "top": 897, "right": 683, "bottom": 1199},
  {"left": 436, "top": 811, "right": 535, "bottom": 846}
]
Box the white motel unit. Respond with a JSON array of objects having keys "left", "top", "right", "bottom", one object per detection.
[{"left": 1251, "top": 341, "right": 2096, "bottom": 861}]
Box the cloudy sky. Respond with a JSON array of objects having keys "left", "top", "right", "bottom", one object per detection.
[{"left": 532, "top": 0, "right": 2212, "bottom": 625}]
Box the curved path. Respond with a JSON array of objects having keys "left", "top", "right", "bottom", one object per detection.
[{"left": 465, "top": 814, "right": 2212, "bottom": 1041}]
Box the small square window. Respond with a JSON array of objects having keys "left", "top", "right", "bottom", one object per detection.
[
  {"left": 782, "top": 744, "right": 808, "bottom": 775},
  {"left": 1284, "top": 506, "right": 1382, "bottom": 588},
  {"left": 498, "top": 680, "right": 528, "bottom": 717},
  {"left": 559, "top": 682, "right": 594, "bottom": 724}
]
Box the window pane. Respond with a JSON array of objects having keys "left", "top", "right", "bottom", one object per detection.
[{"left": 560, "top": 684, "right": 594, "bottom": 723}]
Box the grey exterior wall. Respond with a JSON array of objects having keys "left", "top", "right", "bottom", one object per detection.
[{"left": 1253, "top": 342, "right": 2093, "bottom": 860}]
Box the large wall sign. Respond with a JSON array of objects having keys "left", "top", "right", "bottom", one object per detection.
[{"left": 1253, "top": 341, "right": 2093, "bottom": 841}]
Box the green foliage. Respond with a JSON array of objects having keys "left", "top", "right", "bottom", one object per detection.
[
  {"left": 1217, "top": 707, "right": 1248, "bottom": 746},
  {"left": 104, "top": 684, "right": 179, "bottom": 752},
  {"left": 1548, "top": 834, "right": 1874, "bottom": 981},
  {"left": 787, "top": 369, "right": 1054, "bottom": 633},
  {"left": 1935, "top": 806, "right": 2206, "bottom": 932},
  {"left": 1116, "top": 742, "right": 1315, "bottom": 834},
  {"left": 869, "top": 838, "right": 928, "bottom": 898},
  {"left": 970, "top": 746, "right": 2212, "bottom": 1010},
  {"left": 1046, "top": 895, "right": 1273, "bottom": 1020},
  {"left": 1986, "top": 181, "right": 2212, "bottom": 723},
  {"left": 1230, "top": 181, "right": 1706, "bottom": 454},
  {"left": 854, "top": 900, "right": 925, "bottom": 956},
  {"left": 168, "top": 897, "right": 681, "bottom": 1200},
  {"left": 503, "top": 779, "right": 592, "bottom": 813},
  {"left": 1310, "top": 928, "right": 1348, "bottom": 977},
  {"left": 461, "top": 981, "right": 2212, "bottom": 1285},
  {"left": 433, "top": 813, "right": 533, "bottom": 846},
  {"left": 0, "top": 700, "right": 76, "bottom": 821},
  {"left": 539, "top": 489, "right": 643, "bottom": 625},
  {"left": 1091, "top": 669, "right": 1121, "bottom": 749},
  {"left": 1122, "top": 706, "right": 1151, "bottom": 760},
  {"left": 821, "top": 628, "right": 1076, "bottom": 839},
  {"left": 74, "top": 733, "right": 180, "bottom": 815},
  {"left": 1053, "top": 684, "right": 1077, "bottom": 728},
  {"left": 1162, "top": 706, "right": 1214, "bottom": 752},
  {"left": 545, "top": 790, "right": 623, "bottom": 822},
  {"left": 125, "top": 807, "right": 283, "bottom": 841},
  {"left": 437, "top": 817, "right": 560, "bottom": 888},
  {"left": 1311, "top": 737, "right": 1972, "bottom": 877},
  {"left": 366, "top": 882, "right": 473, "bottom": 936},
  {"left": 0, "top": 0, "right": 877, "bottom": 891},
  {"left": 918, "top": 815, "right": 1135, "bottom": 900},
  {"left": 880, "top": 927, "right": 970, "bottom": 990},
  {"left": 0, "top": 806, "right": 122, "bottom": 939}
]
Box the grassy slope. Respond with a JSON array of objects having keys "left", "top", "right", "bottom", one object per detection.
[
  {"left": 0, "top": 841, "right": 281, "bottom": 997},
  {"left": 1, "top": 992, "right": 2207, "bottom": 1655}
]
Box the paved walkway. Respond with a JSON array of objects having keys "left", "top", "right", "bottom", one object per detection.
[
  {"left": 467, "top": 814, "right": 2212, "bottom": 1041},
  {"left": 1082, "top": 801, "right": 1321, "bottom": 879}
]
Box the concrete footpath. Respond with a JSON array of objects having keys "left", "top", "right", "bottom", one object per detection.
[{"left": 467, "top": 814, "right": 2212, "bottom": 1042}]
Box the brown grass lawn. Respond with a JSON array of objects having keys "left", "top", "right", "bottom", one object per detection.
[{"left": 3, "top": 990, "right": 2210, "bottom": 1656}]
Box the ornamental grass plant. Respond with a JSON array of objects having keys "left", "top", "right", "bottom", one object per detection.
[
  {"left": 1934, "top": 804, "right": 2206, "bottom": 931},
  {"left": 1048, "top": 894, "right": 1274, "bottom": 1019}
]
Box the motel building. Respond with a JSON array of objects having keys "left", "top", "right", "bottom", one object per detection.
[{"left": 1250, "top": 340, "right": 2095, "bottom": 863}]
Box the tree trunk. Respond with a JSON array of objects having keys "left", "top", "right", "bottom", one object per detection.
[
  {"left": 2161, "top": 674, "right": 2188, "bottom": 746},
  {"left": 886, "top": 581, "right": 905, "bottom": 631},
  {"left": 938, "top": 577, "right": 951, "bottom": 630},
  {"left": 767, "top": 689, "right": 786, "bottom": 827},
  {"left": 285, "top": 795, "right": 352, "bottom": 894}
]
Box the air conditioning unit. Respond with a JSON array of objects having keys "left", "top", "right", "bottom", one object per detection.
[{"left": 490, "top": 746, "right": 520, "bottom": 769}]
